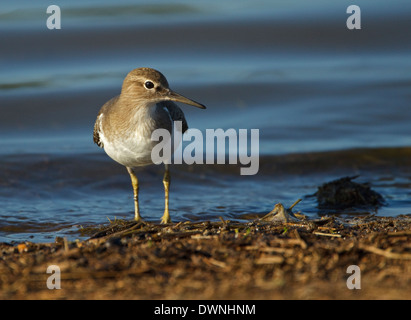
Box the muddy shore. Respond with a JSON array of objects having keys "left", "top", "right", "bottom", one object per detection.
[{"left": 1, "top": 214, "right": 410, "bottom": 300}]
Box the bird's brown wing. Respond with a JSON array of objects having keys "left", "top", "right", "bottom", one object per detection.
[
  {"left": 93, "top": 96, "right": 120, "bottom": 148},
  {"left": 160, "top": 101, "right": 189, "bottom": 133},
  {"left": 93, "top": 115, "right": 103, "bottom": 147}
]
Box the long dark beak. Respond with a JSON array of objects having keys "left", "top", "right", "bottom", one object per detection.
[{"left": 168, "top": 90, "right": 206, "bottom": 109}]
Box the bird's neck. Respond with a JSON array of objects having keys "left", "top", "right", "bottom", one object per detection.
[
  {"left": 118, "top": 94, "right": 156, "bottom": 111},
  {"left": 115, "top": 95, "right": 159, "bottom": 131}
]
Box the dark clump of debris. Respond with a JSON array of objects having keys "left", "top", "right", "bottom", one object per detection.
[{"left": 314, "top": 176, "right": 385, "bottom": 210}]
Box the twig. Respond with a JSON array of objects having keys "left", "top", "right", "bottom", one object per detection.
[
  {"left": 219, "top": 216, "right": 227, "bottom": 226},
  {"left": 359, "top": 244, "right": 411, "bottom": 260},
  {"left": 313, "top": 232, "right": 342, "bottom": 238},
  {"left": 293, "top": 229, "right": 307, "bottom": 249},
  {"left": 387, "top": 231, "right": 411, "bottom": 236},
  {"left": 288, "top": 199, "right": 302, "bottom": 210},
  {"left": 255, "top": 256, "right": 284, "bottom": 265},
  {"left": 88, "top": 222, "right": 145, "bottom": 243},
  {"left": 244, "top": 246, "right": 293, "bottom": 255},
  {"left": 63, "top": 237, "right": 69, "bottom": 252},
  {"left": 204, "top": 258, "right": 227, "bottom": 268}
]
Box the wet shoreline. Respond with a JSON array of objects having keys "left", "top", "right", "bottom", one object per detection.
[{"left": 0, "top": 146, "right": 410, "bottom": 242}]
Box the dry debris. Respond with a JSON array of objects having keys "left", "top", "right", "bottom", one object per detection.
[{"left": 1, "top": 208, "right": 410, "bottom": 300}]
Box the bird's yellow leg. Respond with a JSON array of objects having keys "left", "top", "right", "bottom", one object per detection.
[
  {"left": 161, "top": 164, "right": 172, "bottom": 224},
  {"left": 127, "top": 167, "right": 142, "bottom": 222}
]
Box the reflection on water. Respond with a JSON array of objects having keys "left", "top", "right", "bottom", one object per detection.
[{"left": 0, "top": 0, "right": 410, "bottom": 242}]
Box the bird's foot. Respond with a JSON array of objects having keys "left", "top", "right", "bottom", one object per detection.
[
  {"left": 160, "top": 212, "right": 172, "bottom": 224},
  {"left": 134, "top": 214, "right": 144, "bottom": 223}
]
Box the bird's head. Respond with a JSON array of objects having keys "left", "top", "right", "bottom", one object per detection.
[{"left": 121, "top": 67, "right": 206, "bottom": 109}]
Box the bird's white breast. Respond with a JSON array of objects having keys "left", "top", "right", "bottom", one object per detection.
[{"left": 98, "top": 105, "right": 173, "bottom": 168}]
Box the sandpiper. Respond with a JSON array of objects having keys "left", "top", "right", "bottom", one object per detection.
[{"left": 93, "top": 67, "right": 206, "bottom": 224}]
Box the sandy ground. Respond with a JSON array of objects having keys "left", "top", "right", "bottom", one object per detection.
[{"left": 1, "top": 214, "right": 410, "bottom": 300}]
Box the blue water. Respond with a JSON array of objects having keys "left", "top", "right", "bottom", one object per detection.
[{"left": 0, "top": 0, "right": 410, "bottom": 242}]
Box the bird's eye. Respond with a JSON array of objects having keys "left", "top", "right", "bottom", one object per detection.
[{"left": 144, "top": 81, "right": 154, "bottom": 89}]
